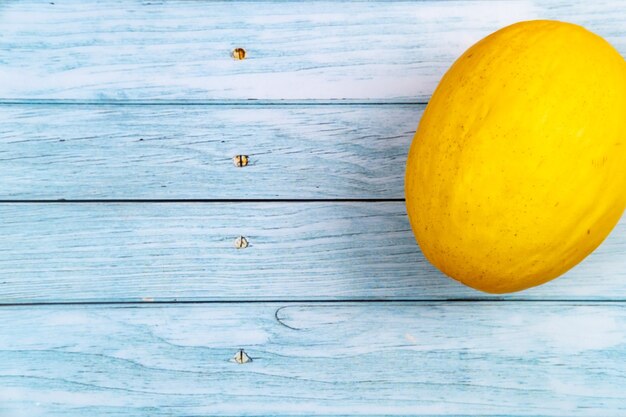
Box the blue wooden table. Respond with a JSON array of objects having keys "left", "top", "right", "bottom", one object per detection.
[{"left": 1, "top": 1, "right": 626, "bottom": 415}]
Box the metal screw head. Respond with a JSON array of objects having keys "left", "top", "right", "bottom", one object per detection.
[
  {"left": 231, "top": 47, "right": 246, "bottom": 60},
  {"left": 234, "top": 236, "right": 249, "bottom": 249},
  {"left": 233, "top": 154, "right": 249, "bottom": 167},
  {"left": 233, "top": 349, "right": 251, "bottom": 364}
]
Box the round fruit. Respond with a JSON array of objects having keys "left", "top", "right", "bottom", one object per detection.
[{"left": 405, "top": 20, "right": 626, "bottom": 293}]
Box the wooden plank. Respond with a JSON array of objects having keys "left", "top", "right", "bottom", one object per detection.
[
  {"left": 0, "top": 104, "right": 417, "bottom": 199},
  {"left": 1, "top": 302, "right": 625, "bottom": 416},
  {"left": 1, "top": 202, "right": 625, "bottom": 303},
  {"left": 1, "top": 0, "right": 625, "bottom": 100}
]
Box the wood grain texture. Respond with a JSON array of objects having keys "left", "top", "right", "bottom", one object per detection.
[
  {"left": 1, "top": 202, "right": 625, "bottom": 303},
  {"left": 1, "top": 302, "right": 626, "bottom": 416},
  {"left": 0, "top": 104, "right": 418, "bottom": 199},
  {"left": 3, "top": 1, "right": 626, "bottom": 415},
  {"left": 1, "top": 0, "right": 625, "bottom": 100}
]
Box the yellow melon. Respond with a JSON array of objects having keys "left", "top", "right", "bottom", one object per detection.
[{"left": 405, "top": 20, "right": 626, "bottom": 293}]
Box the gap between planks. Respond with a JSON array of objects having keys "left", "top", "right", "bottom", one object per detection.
[
  {"left": 2, "top": 299, "right": 626, "bottom": 308},
  {"left": 0, "top": 199, "right": 406, "bottom": 203},
  {"left": 0, "top": 99, "right": 428, "bottom": 106}
]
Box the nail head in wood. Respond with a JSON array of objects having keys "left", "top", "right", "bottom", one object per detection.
[
  {"left": 233, "top": 154, "right": 249, "bottom": 168},
  {"left": 234, "top": 236, "right": 249, "bottom": 249},
  {"left": 231, "top": 47, "right": 246, "bottom": 60},
  {"left": 233, "top": 349, "right": 251, "bottom": 364}
]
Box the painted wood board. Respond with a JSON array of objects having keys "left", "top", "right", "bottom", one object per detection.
[
  {"left": 1, "top": 0, "right": 625, "bottom": 100},
  {"left": 1, "top": 302, "right": 625, "bottom": 416},
  {"left": 1, "top": 202, "right": 625, "bottom": 303},
  {"left": 0, "top": 104, "right": 418, "bottom": 199}
]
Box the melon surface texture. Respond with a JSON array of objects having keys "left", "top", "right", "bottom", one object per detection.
[{"left": 405, "top": 20, "right": 626, "bottom": 293}]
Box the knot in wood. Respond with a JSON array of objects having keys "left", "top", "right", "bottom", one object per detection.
[
  {"left": 231, "top": 47, "right": 246, "bottom": 60},
  {"left": 233, "top": 154, "right": 249, "bottom": 167},
  {"left": 234, "top": 236, "right": 249, "bottom": 249}
]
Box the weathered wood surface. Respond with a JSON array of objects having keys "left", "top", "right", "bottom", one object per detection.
[
  {"left": 1, "top": 202, "right": 625, "bottom": 303},
  {"left": 3, "top": 0, "right": 626, "bottom": 414},
  {"left": 1, "top": 0, "right": 625, "bottom": 100},
  {"left": 1, "top": 302, "right": 625, "bottom": 416},
  {"left": 0, "top": 104, "right": 418, "bottom": 199}
]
